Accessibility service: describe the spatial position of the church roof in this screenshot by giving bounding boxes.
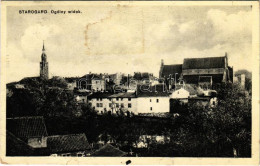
[183,56,226,70]
[161,64,182,77]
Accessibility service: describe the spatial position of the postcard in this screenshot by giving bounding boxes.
[1,1,259,165]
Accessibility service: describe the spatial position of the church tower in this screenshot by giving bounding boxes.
[40,41,49,80]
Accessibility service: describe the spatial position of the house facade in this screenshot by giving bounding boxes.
[136,97,169,113]
[88,92,137,114]
[88,85,171,114]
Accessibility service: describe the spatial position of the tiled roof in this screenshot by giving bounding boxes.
[6,131,35,156]
[136,84,169,97]
[109,92,136,98]
[91,144,126,157]
[88,92,136,99]
[183,56,226,69]
[161,64,182,77]
[88,92,114,99]
[47,133,90,153]
[7,116,48,139]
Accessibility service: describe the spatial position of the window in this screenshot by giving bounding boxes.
[109,98,112,101]
[121,98,123,101]
[150,99,152,102]
[96,103,99,107]
[97,98,99,101]
[128,98,131,101]
[109,103,112,108]
[116,103,119,107]
[156,99,159,103]
[100,98,103,101]
[121,103,124,108]
[116,98,119,101]
[150,107,152,111]
[100,103,103,107]
[128,103,132,108]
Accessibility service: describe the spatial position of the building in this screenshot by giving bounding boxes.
[47,133,91,157]
[182,53,233,85]
[88,84,172,114]
[77,73,107,92]
[108,73,123,85]
[136,84,170,114]
[133,135,170,148]
[7,116,48,148]
[234,74,246,89]
[88,92,137,114]
[74,91,91,104]
[91,74,107,92]
[159,60,182,89]
[159,53,233,88]
[133,72,155,85]
[40,42,49,80]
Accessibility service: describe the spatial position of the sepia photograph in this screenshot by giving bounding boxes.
[1,1,259,165]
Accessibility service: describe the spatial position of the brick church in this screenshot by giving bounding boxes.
[159,53,233,88]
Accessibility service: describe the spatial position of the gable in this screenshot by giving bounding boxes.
[161,64,182,77]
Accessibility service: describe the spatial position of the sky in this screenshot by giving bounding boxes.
[6,5,252,83]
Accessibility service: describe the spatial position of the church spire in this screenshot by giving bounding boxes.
[42,40,45,52]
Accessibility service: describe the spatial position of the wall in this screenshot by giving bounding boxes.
[136,97,169,113]
[28,137,47,148]
[89,97,137,114]
[91,79,106,91]
[75,95,88,103]
[170,88,189,99]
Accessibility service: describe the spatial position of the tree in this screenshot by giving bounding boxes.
[173,82,251,157]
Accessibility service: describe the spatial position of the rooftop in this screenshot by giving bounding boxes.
[47,133,90,153]
[7,116,48,139]
[183,56,226,70]
[161,64,182,77]
[91,144,126,157]
[136,84,169,97]
[6,131,36,156]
